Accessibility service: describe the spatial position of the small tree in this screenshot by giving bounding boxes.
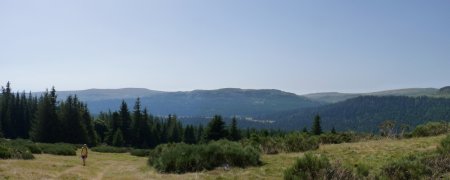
[331,126,337,134]
[112,129,124,147]
[312,115,322,135]
[379,120,396,138]
[228,117,241,141]
[206,115,227,141]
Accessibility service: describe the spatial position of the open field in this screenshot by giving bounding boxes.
[0,135,446,180]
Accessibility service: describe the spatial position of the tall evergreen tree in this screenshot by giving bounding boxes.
[112,129,124,147]
[139,108,153,148]
[228,117,241,141]
[183,125,196,144]
[59,96,88,144]
[206,115,227,141]
[81,104,97,146]
[30,88,60,143]
[119,100,132,145]
[130,98,142,147]
[1,82,13,138]
[312,114,323,135]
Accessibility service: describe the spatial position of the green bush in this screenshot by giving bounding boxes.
[148,140,260,173]
[438,134,450,154]
[130,149,150,157]
[0,141,34,160]
[284,153,356,180]
[284,153,330,180]
[37,143,77,156]
[91,145,128,153]
[412,122,449,137]
[381,155,431,179]
[283,133,319,152]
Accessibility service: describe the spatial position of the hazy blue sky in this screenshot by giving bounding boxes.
[1,0,449,94]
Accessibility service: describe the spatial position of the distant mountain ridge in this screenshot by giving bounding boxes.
[303,88,440,103]
[41,88,321,117]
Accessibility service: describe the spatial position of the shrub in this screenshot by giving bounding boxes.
[412,122,449,137]
[283,133,319,152]
[37,143,77,156]
[284,153,357,180]
[148,140,260,173]
[438,134,450,154]
[381,155,431,179]
[91,145,128,153]
[130,149,150,157]
[284,153,330,180]
[0,141,34,160]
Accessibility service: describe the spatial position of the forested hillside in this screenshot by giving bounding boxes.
[269,96,450,132]
[52,88,322,116]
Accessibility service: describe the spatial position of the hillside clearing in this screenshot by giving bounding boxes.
[0,135,446,180]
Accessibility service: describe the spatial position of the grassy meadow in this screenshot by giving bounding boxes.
[0,134,447,180]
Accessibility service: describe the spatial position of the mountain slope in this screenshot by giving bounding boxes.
[268,96,450,132]
[303,88,439,103]
[50,88,322,116]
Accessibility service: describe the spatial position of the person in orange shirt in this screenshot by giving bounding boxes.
[80,144,88,166]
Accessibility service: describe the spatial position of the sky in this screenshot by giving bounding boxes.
[1,0,450,94]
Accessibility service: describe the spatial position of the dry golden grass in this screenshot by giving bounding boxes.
[0,135,446,180]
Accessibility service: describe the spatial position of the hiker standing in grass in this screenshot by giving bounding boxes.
[81,144,88,166]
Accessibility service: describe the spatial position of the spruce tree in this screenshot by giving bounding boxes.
[130,98,142,147]
[331,126,337,134]
[81,104,98,146]
[59,96,88,144]
[30,89,60,143]
[206,115,227,141]
[228,117,241,141]
[119,100,132,145]
[312,114,322,135]
[112,129,124,147]
[183,125,196,144]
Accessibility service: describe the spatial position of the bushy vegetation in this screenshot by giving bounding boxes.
[284,153,356,180]
[381,135,450,179]
[148,140,260,173]
[412,121,449,137]
[438,134,450,154]
[0,138,77,158]
[37,143,77,156]
[0,139,34,160]
[91,145,128,153]
[130,148,150,157]
[243,132,320,154]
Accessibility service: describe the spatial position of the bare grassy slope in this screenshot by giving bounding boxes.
[0,135,446,180]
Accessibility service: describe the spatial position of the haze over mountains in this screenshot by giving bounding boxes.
[33,86,450,131]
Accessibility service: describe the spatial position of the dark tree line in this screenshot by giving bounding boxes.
[95,101,243,148]
[0,82,38,139]
[0,82,244,148]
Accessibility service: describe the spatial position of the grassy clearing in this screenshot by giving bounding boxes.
[0,135,446,179]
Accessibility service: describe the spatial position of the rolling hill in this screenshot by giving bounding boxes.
[47,88,321,117]
[267,95,450,132]
[303,88,439,103]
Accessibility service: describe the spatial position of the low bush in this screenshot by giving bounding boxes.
[91,145,128,153]
[381,155,431,179]
[37,143,77,156]
[130,149,150,157]
[438,134,450,154]
[412,122,449,137]
[0,139,34,160]
[284,153,331,180]
[283,133,319,152]
[284,153,356,180]
[148,140,260,173]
